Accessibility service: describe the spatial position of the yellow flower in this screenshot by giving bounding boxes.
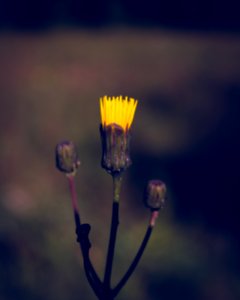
[99,95,138,175]
[100,96,138,131]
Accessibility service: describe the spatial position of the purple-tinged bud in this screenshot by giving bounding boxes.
[144,180,166,211]
[100,124,131,175]
[55,141,80,175]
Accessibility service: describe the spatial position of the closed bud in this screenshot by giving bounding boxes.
[100,124,131,175]
[144,180,166,211]
[55,141,80,175]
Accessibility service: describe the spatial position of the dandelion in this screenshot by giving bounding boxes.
[99,96,138,175]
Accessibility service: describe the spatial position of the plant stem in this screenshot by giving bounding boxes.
[68,174,81,225]
[113,211,158,297]
[104,174,122,290]
[67,175,102,297]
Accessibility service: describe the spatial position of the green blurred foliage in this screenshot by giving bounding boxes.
[0,28,240,300]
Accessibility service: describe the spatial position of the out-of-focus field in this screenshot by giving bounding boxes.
[0,28,240,300]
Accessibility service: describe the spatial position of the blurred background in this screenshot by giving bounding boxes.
[0,1,240,300]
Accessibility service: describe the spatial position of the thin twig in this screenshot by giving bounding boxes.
[113,211,158,297]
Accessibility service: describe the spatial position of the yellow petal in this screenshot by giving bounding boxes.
[99,96,138,131]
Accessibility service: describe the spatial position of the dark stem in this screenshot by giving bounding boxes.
[104,202,119,290]
[83,251,103,297]
[77,223,102,296]
[68,175,80,223]
[103,174,122,290]
[113,225,153,297]
[67,175,102,297]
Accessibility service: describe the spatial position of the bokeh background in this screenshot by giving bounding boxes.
[0,1,240,300]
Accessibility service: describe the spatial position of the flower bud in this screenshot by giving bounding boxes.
[100,124,131,174]
[55,141,80,175]
[144,180,166,211]
[99,96,137,175]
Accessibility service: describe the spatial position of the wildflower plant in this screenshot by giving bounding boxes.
[55,96,167,300]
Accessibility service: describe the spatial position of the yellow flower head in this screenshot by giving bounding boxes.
[100,96,138,131]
